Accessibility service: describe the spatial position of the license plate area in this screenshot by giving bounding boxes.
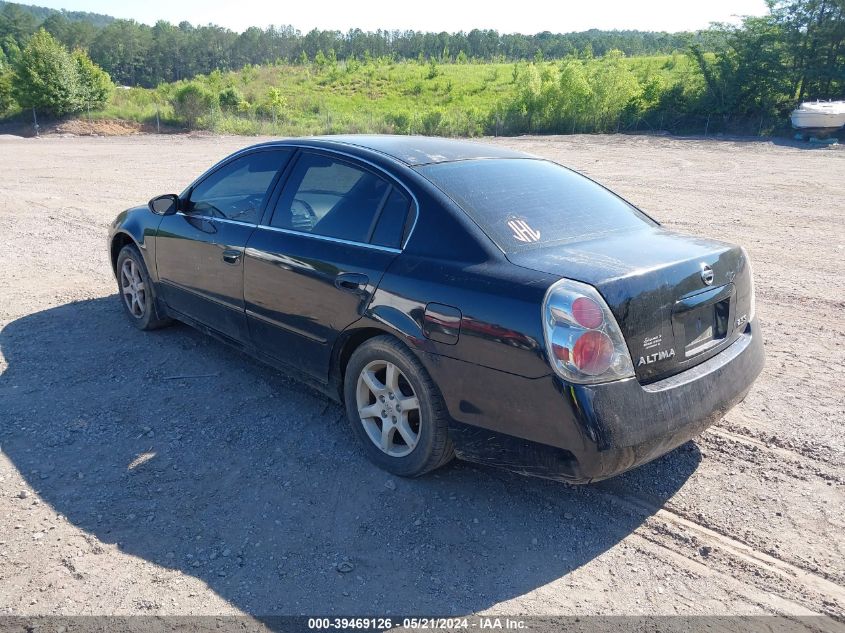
[679,298,730,355]
[672,284,735,358]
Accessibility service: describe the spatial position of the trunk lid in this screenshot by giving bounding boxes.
[509,227,754,383]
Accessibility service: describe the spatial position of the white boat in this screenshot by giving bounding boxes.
[790,100,845,130]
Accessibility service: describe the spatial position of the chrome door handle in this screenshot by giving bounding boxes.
[222,250,241,265]
[334,272,369,293]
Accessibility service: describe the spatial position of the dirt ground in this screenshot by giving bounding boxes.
[0,133,843,622]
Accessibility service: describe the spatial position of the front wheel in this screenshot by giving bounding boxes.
[344,335,454,477]
[116,244,171,331]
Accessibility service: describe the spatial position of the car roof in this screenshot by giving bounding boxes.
[253,135,534,167]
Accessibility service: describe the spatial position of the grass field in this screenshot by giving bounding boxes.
[93,52,707,137]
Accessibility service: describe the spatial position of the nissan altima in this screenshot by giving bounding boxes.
[108,135,764,482]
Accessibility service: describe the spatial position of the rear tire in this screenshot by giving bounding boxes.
[344,335,454,477]
[116,244,171,331]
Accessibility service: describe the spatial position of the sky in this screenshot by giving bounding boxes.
[27,0,771,34]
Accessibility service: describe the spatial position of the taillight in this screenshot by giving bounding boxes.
[571,296,604,329]
[741,247,756,323]
[542,278,635,384]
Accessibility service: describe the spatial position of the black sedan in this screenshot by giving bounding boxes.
[108,135,764,482]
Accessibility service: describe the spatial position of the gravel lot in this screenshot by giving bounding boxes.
[0,133,843,621]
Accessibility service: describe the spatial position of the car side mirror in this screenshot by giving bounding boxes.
[148,194,179,216]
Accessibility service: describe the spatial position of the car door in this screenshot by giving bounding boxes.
[243,150,414,380]
[155,148,293,342]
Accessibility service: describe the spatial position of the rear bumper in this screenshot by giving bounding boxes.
[426,320,765,483]
[570,321,765,481]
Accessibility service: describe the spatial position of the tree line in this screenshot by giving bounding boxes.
[0,1,717,87]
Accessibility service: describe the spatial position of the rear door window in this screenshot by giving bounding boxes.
[370,188,411,248]
[417,159,655,252]
[270,152,410,247]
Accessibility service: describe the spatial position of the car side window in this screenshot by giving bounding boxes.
[187,150,291,224]
[371,188,411,248]
[271,153,402,245]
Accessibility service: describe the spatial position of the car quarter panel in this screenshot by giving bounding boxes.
[367,256,557,379]
[416,349,592,458]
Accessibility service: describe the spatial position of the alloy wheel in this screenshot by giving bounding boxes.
[120,257,146,318]
[356,360,421,457]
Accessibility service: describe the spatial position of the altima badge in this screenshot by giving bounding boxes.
[638,348,676,366]
[700,264,714,286]
[508,219,541,243]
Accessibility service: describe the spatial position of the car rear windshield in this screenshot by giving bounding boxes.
[417,159,656,252]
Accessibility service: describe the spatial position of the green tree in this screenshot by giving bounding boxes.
[314,49,327,72]
[11,28,80,115]
[0,4,38,46]
[73,48,113,111]
[172,82,215,128]
[90,20,153,86]
[513,62,543,130]
[769,0,845,99]
[684,0,844,130]
[171,82,214,127]
[0,48,14,113]
[64,19,97,51]
[0,72,12,113]
[218,85,244,111]
[40,13,71,44]
[587,50,640,129]
[556,59,593,131]
[1,35,21,65]
[264,86,287,124]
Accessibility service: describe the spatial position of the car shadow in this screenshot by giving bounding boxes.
[0,297,701,615]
